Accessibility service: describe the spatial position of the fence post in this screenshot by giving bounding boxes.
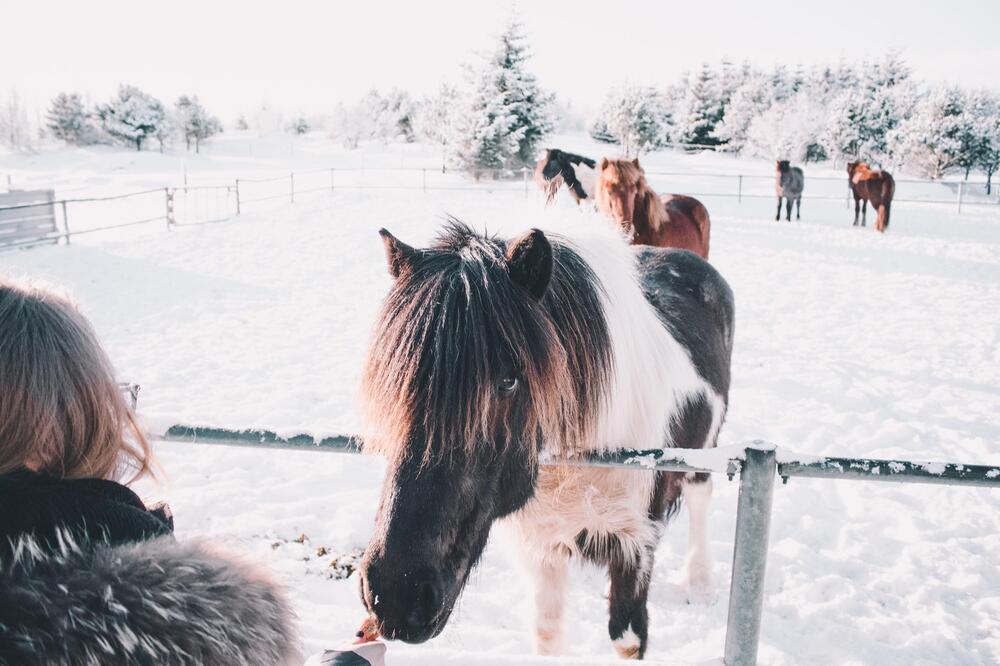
[738,175,743,204]
[61,200,71,245]
[957,181,964,214]
[235,179,241,216]
[724,445,777,666]
[422,168,427,193]
[330,168,335,192]
[165,188,175,229]
[290,172,295,204]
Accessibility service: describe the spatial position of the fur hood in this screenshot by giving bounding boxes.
[0,534,299,666]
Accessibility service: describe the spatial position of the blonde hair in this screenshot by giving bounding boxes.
[0,278,154,482]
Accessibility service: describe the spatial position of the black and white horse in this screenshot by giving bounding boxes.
[535,148,598,205]
[359,217,734,659]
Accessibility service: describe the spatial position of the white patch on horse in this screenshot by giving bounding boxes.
[613,628,642,659]
[574,162,596,199]
[565,234,709,453]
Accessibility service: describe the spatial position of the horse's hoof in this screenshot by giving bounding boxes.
[613,629,643,660]
[684,572,717,605]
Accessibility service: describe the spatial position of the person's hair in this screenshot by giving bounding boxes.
[0,278,154,482]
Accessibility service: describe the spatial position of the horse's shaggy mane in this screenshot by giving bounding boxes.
[597,159,668,231]
[361,219,611,464]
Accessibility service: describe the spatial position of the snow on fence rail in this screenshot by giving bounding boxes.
[159,424,1000,666]
[2,166,996,249]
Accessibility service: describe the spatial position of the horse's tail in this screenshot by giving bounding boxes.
[877,175,895,232]
[877,200,891,232]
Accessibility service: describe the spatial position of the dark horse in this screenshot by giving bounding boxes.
[534,148,598,204]
[848,161,895,232]
[775,160,804,221]
[595,157,712,259]
[358,219,734,659]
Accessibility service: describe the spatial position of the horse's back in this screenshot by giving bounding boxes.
[658,194,711,259]
[634,247,733,395]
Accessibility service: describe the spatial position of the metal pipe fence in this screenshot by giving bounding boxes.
[158,424,1000,665]
[4,165,997,249]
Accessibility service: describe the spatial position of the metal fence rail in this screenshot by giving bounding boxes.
[3,163,998,249]
[157,424,1000,665]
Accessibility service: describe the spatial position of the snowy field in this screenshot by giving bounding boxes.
[2,136,1000,664]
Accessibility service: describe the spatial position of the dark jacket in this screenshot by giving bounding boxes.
[0,471,173,560]
[0,472,299,665]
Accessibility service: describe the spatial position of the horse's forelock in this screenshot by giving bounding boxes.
[361,222,588,466]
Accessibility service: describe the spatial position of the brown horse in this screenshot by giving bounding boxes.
[595,158,711,259]
[847,161,895,232]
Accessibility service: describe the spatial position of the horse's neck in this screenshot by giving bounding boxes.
[568,163,596,199]
[634,184,665,232]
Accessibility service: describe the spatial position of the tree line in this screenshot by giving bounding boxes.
[589,55,1000,188]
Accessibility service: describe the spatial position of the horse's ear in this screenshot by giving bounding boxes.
[632,157,641,169]
[599,157,610,171]
[506,229,553,302]
[379,228,418,278]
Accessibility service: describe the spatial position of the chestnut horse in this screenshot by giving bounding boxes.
[595,158,711,259]
[847,161,894,232]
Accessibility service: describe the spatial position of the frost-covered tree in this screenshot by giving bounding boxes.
[287,115,310,135]
[235,114,249,131]
[888,86,967,179]
[676,63,724,147]
[96,85,166,151]
[975,94,1000,194]
[0,90,33,151]
[361,89,416,143]
[330,103,367,149]
[175,96,221,153]
[593,83,670,156]
[46,93,96,145]
[744,93,827,162]
[713,72,774,153]
[450,17,555,174]
[414,84,459,162]
[588,117,617,144]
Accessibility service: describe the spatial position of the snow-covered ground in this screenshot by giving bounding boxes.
[2,137,999,664]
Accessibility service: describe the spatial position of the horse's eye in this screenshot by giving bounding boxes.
[499,376,518,394]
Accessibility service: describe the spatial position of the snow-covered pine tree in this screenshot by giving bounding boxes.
[287,115,310,135]
[594,83,669,156]
[676,63,724,147]
[235,115,250,131]
[450,17,554,175]
[713,71,774,153]
[976,94,1000,195]
[96,85,166,151]
[176,96,222,153]
[46,93,95,145]
[589,117,617,144]
[888,86,967,179]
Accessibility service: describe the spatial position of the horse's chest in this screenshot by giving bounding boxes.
[511,466,657,554]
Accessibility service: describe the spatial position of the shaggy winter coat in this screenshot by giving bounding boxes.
[0,535,299,666]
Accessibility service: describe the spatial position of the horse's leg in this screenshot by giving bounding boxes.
[682,474,715,603]
[861,200,868,226]
[533,550,570,655]
[785,198,793,222]
[775,196,782,221]
[796,196,801,220]
[608,543,655,659]
[853,197,860,225]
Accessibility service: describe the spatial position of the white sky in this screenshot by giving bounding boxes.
[3,0,999,120]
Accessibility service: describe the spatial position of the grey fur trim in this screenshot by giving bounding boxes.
[0,534,299,666]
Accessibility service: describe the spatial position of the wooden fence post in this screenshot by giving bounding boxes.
[738,175,743,204]
[61,200,71,245]
[290,173,295,204]
[165,188,175,229]
[235,179,241,215]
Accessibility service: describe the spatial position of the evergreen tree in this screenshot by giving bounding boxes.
[594,83,670,156]
[414,85,459,161]
[888,86,967,179]
[287,115,310,135]
[46,93,94,145]
[235,115,250,131]
[976,94,1000,195]
[713,72,773,153]
[176,96,221,153]
[96,85,166,151]
[450,17,554,174]
[676,63,724,147]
